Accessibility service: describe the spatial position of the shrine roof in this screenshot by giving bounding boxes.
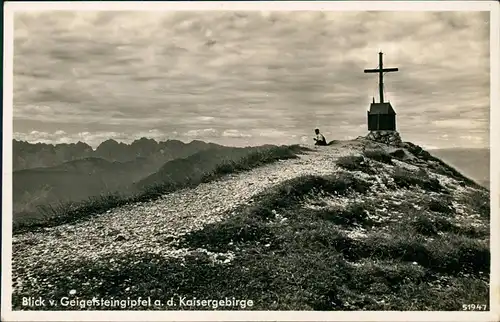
[368,102,396,115]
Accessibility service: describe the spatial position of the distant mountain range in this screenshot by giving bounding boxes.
[13,138,220,171]
[428,148,490,189]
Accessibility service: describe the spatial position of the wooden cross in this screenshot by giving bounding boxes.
[364,52,398,104]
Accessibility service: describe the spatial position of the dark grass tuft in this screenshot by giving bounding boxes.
[392,166,444,193]
[458,189,490,219]
[259,172,373,209]
[427,197,455,215]
[336,155,375,175]
[310,204,374,228]
[362,149,393,165]
[410,213,455,236]
[393,209,488,239]
[359,232,489,275]
[389,149,408,160]
[425,235,490,275]
[182,212,276,253]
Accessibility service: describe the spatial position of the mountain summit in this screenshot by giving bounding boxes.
[11,139,489,311]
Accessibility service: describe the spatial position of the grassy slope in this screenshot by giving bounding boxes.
[13,157,153,216]
[134,144,295,190]
[12,144,306,234]
[11,142,490,311]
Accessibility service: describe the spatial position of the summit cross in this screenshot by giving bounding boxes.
[364,52,399,104]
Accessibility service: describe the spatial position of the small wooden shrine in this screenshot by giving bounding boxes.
[364,52,399,131]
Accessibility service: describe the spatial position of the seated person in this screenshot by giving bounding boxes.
[314,129,327,146]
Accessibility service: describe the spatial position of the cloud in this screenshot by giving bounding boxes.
[459,135,486,145]
[20,104,53,113]
[184,128,219,137]
[14,130,76,145]
[254,129,291,138]
[11,10,490,149]
[432,119,488,130]
[222,129,252,138]
[195,116,216,122]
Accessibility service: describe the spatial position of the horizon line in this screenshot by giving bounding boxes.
[11,137,491,151]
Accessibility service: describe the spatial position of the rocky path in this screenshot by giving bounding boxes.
[12,143,361,280]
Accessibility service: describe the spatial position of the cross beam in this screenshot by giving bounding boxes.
[364,52,398,104]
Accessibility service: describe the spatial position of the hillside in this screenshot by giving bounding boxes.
[12,139,223,221]
[135,145,286,190]
[429,148,490,188]
[13,157,152,218]
[11,139,490,311]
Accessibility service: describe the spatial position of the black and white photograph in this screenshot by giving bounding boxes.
[2,1,499,321]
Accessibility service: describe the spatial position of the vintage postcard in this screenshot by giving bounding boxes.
[2,1,499,321]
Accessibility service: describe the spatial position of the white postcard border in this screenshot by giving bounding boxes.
[2,1,499,321]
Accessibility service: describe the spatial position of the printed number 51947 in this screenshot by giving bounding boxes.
[462,304,488,311]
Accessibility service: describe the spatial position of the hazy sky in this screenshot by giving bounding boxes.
[12,10,490,149]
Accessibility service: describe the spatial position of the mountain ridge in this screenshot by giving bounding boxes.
[13,138,222,171]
